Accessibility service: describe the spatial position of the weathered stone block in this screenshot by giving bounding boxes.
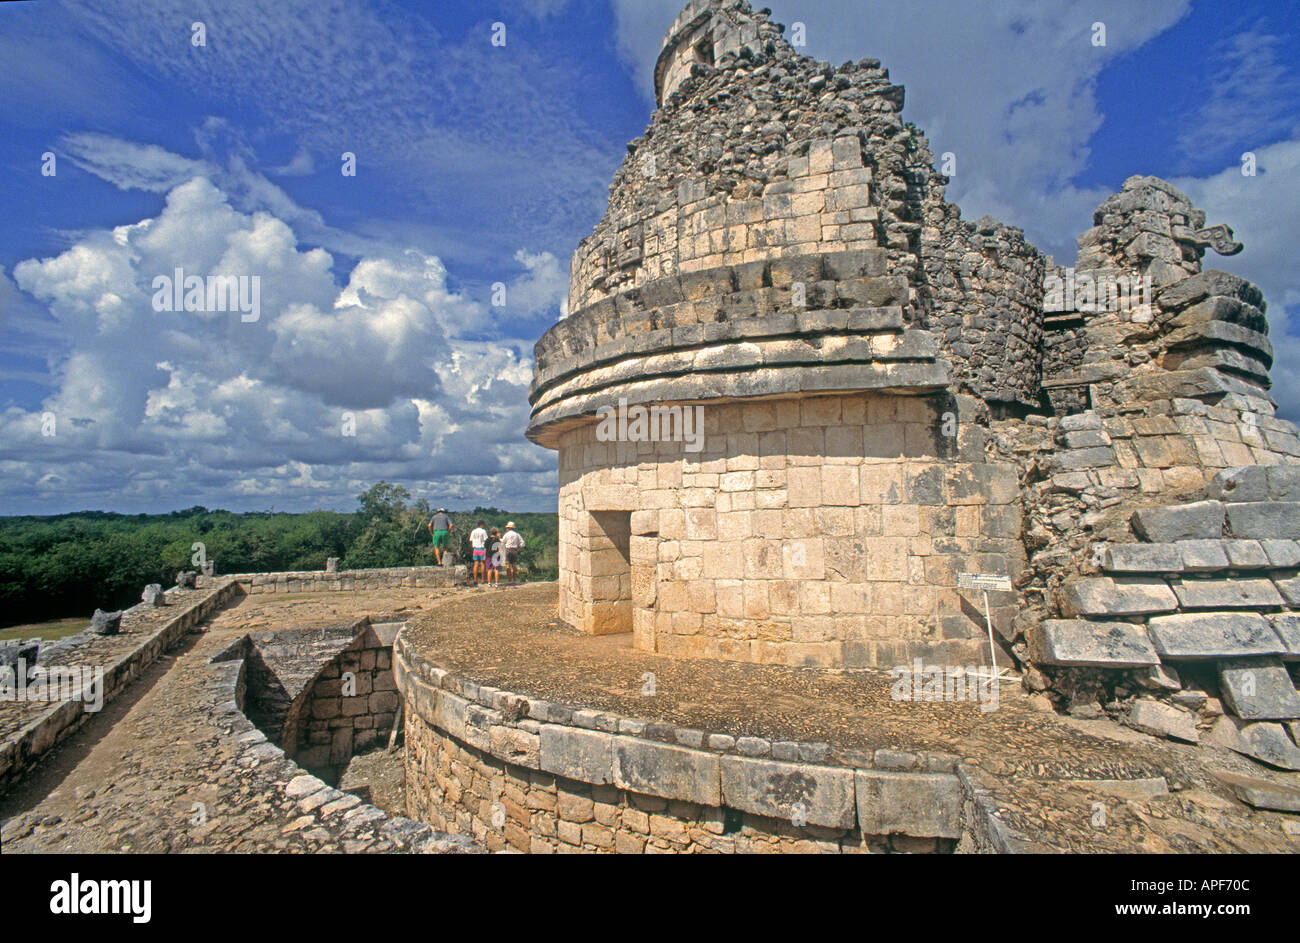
[1030,619,1160,668]
[1224,540,1270,569]
[612,736,721,806]
[1178,539,1230,572]
[719,755,855,828]
[1206,716,1300,770]
[1271,614,1300,657]
[1147,611,1285,659]
[1207,467,1269,503]
[1102,543,1182,574]
[1273,576,1300,607]
[1131,501,1224,541]
[1063,429,1112,449]
[854,770,961,838]
[1127,700,1199,743]
[1261,540,1300,568]
[1226,502,1300,540]
[1218,658,1300,720]
[432,689,469,740]
[539,726,615,785]
[1213,770,1300,812]
[1061,577,1177,617]
[1168,577,1283,610]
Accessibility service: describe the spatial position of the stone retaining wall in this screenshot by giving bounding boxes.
[393,629,1031,853]
[0,579,241,796]
[208,633,480,854]
[200,565,467,595]
[288,623,403,772]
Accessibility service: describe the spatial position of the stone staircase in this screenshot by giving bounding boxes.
[1033,465,1300,769]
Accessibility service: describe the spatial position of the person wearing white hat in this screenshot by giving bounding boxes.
[500,522,525,584]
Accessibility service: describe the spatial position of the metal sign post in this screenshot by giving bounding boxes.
[957,572,1014,679]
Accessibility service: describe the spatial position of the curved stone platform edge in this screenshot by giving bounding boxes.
[394,628,1046,851]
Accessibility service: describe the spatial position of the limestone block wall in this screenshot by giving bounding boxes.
[555,391,1023,668]
[996,402,1300,722]
[1031,469,1300,769]
[210,632,480,853]
[289,625,402,771]
[395,631,969,853]
[231,620,405,777]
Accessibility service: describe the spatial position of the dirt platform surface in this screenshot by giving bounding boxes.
[404,583,1300,852]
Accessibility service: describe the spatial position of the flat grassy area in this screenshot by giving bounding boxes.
[0,618,91,642]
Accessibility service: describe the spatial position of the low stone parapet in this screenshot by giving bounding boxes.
[389,629,1013,853]
[199,565,468,595]
[0,579,241,796]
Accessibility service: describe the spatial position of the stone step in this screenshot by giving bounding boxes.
[1272,614,1300,658]
[1102,539,1300,574]
[1132,501,1224,542]
[1168,577,1284,610]
[1209,466,1300,503]
[1102,543,1184,573]
[1226,502,1300,540]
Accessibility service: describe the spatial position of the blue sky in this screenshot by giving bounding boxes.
[1,0,1298,515]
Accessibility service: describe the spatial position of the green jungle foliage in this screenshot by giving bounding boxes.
[0,482,558,627]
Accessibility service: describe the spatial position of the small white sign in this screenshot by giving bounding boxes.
[957,573,1012,592]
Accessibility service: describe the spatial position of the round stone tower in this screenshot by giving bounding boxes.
[527,0,1036,668]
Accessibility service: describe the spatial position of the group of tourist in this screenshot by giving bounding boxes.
[425,509,526,586]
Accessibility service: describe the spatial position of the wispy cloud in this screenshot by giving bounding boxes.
[1178,25,1300,163]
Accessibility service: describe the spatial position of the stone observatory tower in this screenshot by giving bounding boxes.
[528,0,1300,753]
[528,0,1029,668]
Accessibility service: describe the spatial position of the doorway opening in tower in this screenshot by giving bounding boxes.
[588,510,633,635]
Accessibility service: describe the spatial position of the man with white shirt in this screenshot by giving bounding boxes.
[469,521,489,585]
[500,521,525,584]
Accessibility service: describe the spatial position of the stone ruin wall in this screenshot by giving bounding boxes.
[973,177,1300,756]
[557,0,1043,405]
[530,0,1300,755]
[534,0,1044,669]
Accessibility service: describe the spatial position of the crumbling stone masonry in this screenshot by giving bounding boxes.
[526,0,1300,759]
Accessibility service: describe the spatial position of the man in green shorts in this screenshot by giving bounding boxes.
[427,508,453,565]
